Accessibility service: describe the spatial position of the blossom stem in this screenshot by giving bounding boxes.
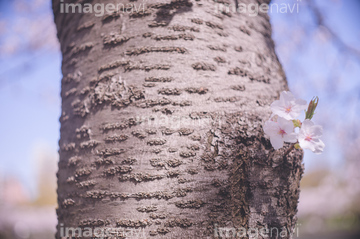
[284,143,295,157]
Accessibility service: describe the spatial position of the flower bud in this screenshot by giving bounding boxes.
[305,96,319,120]
[292,119,302,128]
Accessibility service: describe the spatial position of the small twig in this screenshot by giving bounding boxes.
[284,143,295,158]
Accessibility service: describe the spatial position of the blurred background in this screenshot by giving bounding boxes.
[0,0,359,238]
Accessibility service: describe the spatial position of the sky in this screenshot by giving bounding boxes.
[271,0,360,170]
[0,0,359,198]
[0,0,61,196]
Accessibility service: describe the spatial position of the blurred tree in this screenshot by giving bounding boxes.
[53,0,303,238]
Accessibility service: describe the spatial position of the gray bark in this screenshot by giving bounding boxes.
[53,0,303,238]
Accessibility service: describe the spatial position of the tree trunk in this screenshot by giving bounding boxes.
[53,0,303,238]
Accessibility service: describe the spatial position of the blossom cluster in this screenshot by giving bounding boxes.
[263,91,325,154]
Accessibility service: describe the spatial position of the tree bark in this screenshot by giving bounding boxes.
[53,0,304,238]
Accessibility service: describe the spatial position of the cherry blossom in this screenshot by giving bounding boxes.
[271,91,307,120]
[298,120,325,154]
[263,117,298,150]
[263,91,325,154]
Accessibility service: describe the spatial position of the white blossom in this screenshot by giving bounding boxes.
[298,120,325,154]
[263,117,298,150]
[271,91,307,120]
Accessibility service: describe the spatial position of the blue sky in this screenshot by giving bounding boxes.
[0,0,359,197]
[271,0,360,170]
[0,51,61,196]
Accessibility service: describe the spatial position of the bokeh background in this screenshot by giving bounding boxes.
[0,0,359,238]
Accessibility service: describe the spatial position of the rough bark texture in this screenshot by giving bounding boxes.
[53,0,304,238]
